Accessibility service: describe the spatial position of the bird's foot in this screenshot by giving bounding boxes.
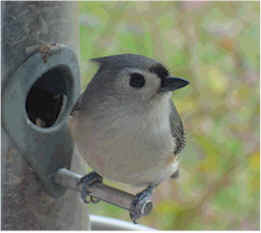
[130,185,154,224]
[78,171,103,204]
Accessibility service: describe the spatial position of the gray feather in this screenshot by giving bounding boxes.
[71,92,84,113]
[170,169,179,178]
[90,53,158,70]
[169,99,185,155]
[169,99,185,179]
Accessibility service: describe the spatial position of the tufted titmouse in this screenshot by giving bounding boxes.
[70,54,189,222]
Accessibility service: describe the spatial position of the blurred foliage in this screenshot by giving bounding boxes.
[78,1,259,230]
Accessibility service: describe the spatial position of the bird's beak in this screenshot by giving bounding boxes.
[160,77,189,92]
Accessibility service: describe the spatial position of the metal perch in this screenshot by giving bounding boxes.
[54,168,153,222]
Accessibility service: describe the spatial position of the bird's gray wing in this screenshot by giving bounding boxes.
[71,92,84,114]
[169,99,185,178]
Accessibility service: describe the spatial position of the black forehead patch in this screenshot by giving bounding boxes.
[149,63,169,79]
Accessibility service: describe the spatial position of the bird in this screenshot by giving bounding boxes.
[70,53,189,222]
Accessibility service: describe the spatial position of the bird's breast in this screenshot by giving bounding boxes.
[72,96,178,185]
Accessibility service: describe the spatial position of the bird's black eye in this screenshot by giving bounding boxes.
[129,73,145,88]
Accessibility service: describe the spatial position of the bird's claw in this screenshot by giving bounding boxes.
[130,185,153,224]
[78,171,103,204]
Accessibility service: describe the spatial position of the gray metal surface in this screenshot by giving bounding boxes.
[1,2,90,230]
[90,215,156,231]
[2,44,81,197]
